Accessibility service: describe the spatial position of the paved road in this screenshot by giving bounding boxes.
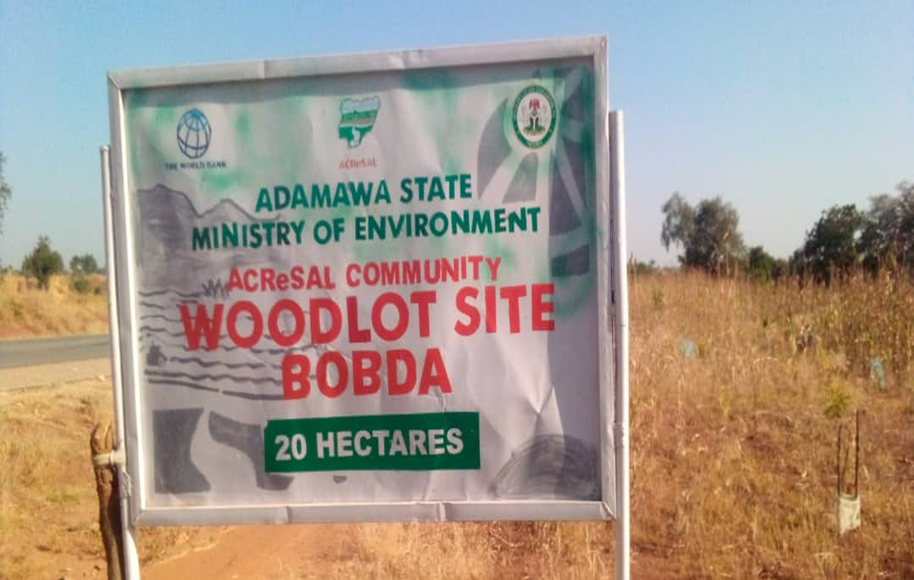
[0,334,111,369]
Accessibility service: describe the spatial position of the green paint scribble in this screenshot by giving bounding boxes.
[552,219,603,319]
[483,237,517,282]
[201,170,243,192]
[123,91,146,181]
[546,65,600,318]
[153,104,177,128]
[235,110,251,140]
[399,69,473,174]
[401,68,458,92]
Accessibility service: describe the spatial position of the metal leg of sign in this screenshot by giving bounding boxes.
[609,111,631,580]
[101,146,141,579]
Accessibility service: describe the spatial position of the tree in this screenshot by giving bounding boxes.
[660,192,695,253]
[746,246,785,282]
[22,235,64,290]
[858,181,914,274]
[0,152,11,234]
[788,247,808,279]
[70,254,99,274]
[801,204,863,285]
[661,193,746,273]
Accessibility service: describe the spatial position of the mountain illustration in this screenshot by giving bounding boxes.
[135,184,285,291]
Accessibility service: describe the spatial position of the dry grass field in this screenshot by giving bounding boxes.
[624,271,914,578]
[1,271,912,578]
[0,379,232,579]
[0,273,109,338]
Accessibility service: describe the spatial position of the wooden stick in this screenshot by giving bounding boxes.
[840,437,851,495]
[854,410,860,497]
[836,424,843,495]
[91,423,125,580]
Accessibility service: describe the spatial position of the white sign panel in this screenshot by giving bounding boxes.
[106,37,616,525]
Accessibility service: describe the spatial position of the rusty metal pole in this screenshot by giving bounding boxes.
[836,424,842,495]
[854,410,860,497]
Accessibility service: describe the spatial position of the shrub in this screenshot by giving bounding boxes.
[70,273,91,295]
[21,236,64,290]
[824,380,851,419]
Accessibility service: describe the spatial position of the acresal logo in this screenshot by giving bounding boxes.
[177,108,212,159]
[339,96,380,149]
[512,85,556,149]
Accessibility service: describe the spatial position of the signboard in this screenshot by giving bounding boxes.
[106,36,618,525]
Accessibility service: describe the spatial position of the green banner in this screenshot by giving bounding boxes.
[265,412,480,472]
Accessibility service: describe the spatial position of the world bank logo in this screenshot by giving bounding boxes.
[176,108,212,159]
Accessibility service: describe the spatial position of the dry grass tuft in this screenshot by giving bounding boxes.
[355,522,497,578]
[0,273,109,338]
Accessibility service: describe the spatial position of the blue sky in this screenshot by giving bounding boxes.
[0,0,911,267]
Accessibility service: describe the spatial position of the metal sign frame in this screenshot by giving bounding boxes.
[103,39,626,564]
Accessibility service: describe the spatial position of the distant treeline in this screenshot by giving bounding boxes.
[646,181,914,284]
[2,235,104,293]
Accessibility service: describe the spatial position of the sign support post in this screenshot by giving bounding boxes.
[100,145,141,580]
[609,110,630,580]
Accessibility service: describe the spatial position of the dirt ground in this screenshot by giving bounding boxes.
[0,357,111,392]
[143,525,364,579]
